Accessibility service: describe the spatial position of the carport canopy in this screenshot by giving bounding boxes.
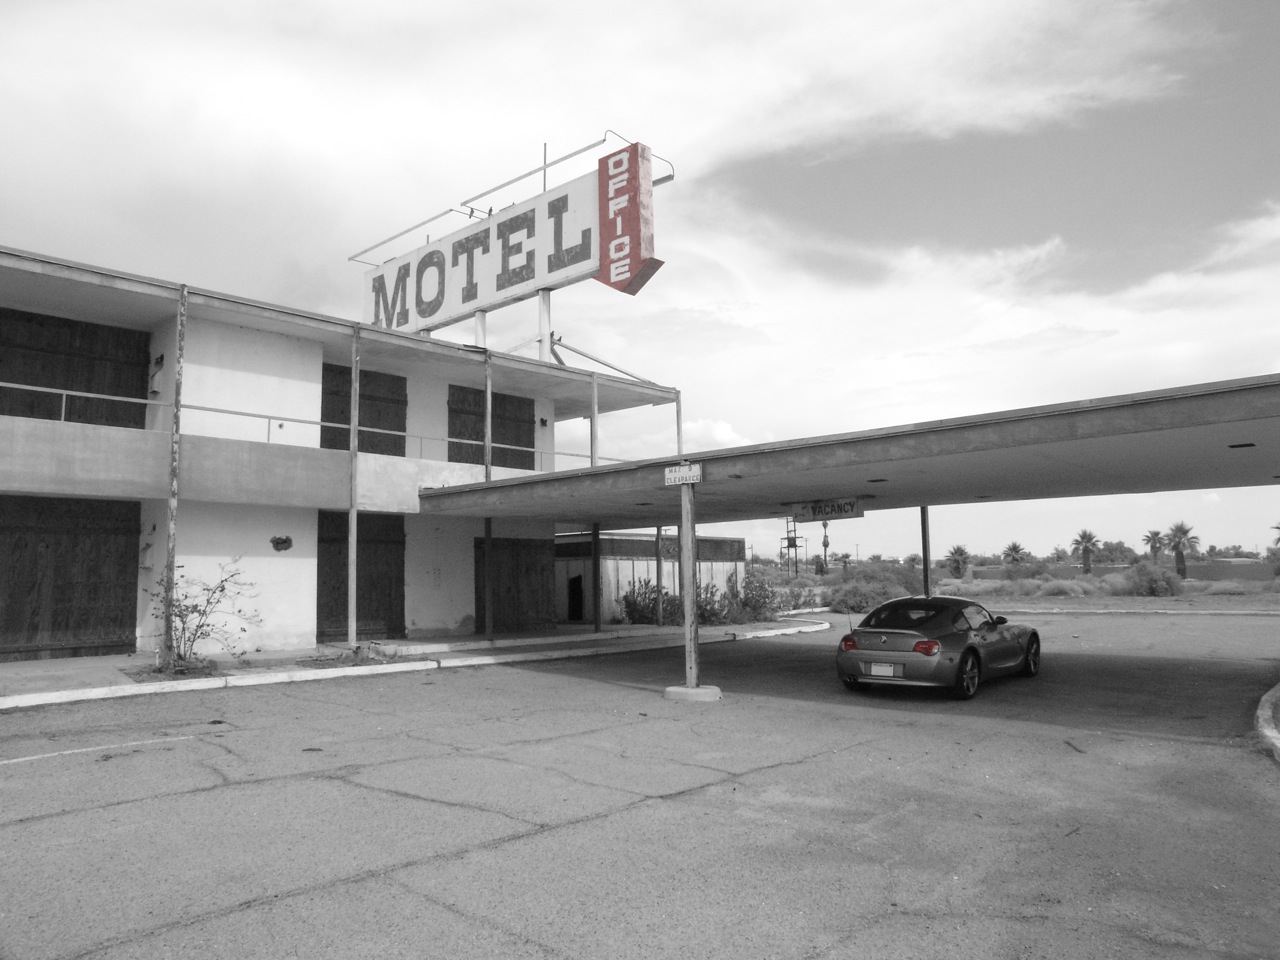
[419,373,1280,530]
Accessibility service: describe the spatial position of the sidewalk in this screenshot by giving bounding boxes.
[0,618,832,711]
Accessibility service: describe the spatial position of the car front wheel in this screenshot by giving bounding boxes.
[1021,636,1041,677]
[952,651,980,700]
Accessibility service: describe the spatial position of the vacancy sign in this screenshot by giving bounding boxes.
[596,142,664,295]
[792,499,863,522]
[365,142,663,331]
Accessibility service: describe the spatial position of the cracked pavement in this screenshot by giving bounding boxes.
[2,616,1279,959]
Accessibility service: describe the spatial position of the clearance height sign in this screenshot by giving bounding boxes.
[366,143,663,330]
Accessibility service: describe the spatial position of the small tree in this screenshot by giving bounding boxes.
[1071,529,1100,575]
[946,544,970,578]
[1165,521,1200,579]
[1142,529,1164,562]
[152,559,262,668]
[1002,542,1029,565]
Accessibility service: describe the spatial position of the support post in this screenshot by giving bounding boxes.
[484,517,494,641]
[538,290,551,362]
[920,505,932,598]
[590,373,599,467]
[474,309,487,349]
[160,285,188,670]
[348,328,361,650]
[655,526,664,627]
[665,481,721,701]
[592,523,602,632]
[484,353,493,482]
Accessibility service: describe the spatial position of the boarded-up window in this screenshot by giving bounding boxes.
[0,496,140,659]
[320,364,407,457]
[448,385,534,470]
[0,308,149,428]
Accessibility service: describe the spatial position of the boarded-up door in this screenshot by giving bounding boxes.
[0,496,140,660]
[316,511,406,640]
[473,538,556,633]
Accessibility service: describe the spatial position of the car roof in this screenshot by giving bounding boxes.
[884,595,973,608]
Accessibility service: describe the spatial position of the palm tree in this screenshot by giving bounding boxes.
[1271,522,1280,547]
[1002,541,1028,565]
[1071,529,1100,575]
[1165,521,1200,579]
[1142,529,1164,562]
[946,544,970,578]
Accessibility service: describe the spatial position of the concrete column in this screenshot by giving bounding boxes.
[665,481,721,701]
[484,517,494,641]
[920,505,932,598]
[160,285,188,670]
[484,354,493,482]
[592,523,602,632]
[348,328,361,650]
[655,527,664,627]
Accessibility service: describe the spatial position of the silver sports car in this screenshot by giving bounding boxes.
[836,595,1040,700]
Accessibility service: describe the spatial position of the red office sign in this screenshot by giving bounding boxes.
[596,143,664,296]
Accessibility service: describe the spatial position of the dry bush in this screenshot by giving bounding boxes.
[1037,579,1085,597]
[1202,580,1248,595]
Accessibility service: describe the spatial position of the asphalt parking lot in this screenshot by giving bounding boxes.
[2,614,1278,960]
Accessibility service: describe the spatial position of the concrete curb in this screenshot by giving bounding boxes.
[0,660,440,712]
[1256,682,1280,764]
[0,624,814,712]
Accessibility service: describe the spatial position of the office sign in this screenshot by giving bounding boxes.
[792,499,863,522]
[365,143,662,331]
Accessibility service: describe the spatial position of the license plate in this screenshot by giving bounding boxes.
[870,663,895,678]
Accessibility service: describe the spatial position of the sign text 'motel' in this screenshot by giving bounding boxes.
[665,463,702,485]
[366,143,664,330]
[792,499,863,522]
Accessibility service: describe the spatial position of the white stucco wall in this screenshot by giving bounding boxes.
[554,557,745,624]
[181,320,323,447]
[402,514,557,638]
[136,500,319,655]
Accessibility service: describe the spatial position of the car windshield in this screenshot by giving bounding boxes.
[860,603,949,630]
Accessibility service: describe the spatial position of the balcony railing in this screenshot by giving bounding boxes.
[1,380,622,471]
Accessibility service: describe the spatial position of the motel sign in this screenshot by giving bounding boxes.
[366,143,664,331]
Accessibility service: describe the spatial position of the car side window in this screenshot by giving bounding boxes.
[961,605,991,631]
[951,611,969,632]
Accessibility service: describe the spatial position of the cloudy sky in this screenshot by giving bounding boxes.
[4,0,1279,561]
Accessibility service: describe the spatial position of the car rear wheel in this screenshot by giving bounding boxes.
[1021,636,1041,677]
[952,651,980,700]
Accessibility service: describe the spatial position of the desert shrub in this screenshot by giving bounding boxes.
[696,583,730,624]
[1202,580,1248,596]
[781,584,821,611]
[1114,561,1180,597]
[620,579,682,625]
[1000,561,1049,581]
[828,578,903,614]
[936,578,1005,597]
[1037,579,1085,597]
[736,571,779,621]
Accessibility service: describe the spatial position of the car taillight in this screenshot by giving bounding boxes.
[840,636,858,651]
[912,640,940,656]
